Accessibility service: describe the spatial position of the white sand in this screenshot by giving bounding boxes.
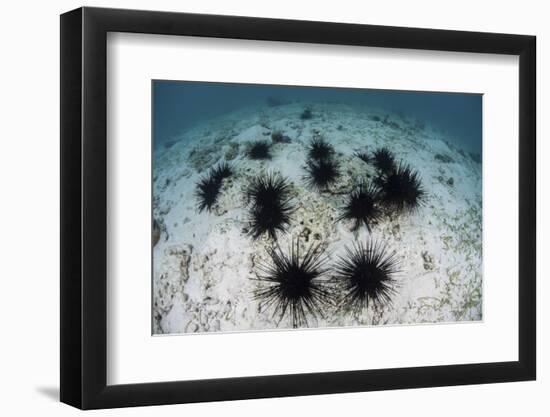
[152,101,482,334]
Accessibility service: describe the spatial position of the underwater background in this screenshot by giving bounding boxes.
[153,81,482,154]
[152,80,483,335]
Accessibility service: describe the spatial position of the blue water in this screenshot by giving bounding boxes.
[153,80,482,154]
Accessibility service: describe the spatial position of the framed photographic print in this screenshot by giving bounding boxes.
[60,7,536,409]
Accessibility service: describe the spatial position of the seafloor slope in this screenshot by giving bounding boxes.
[152,101,482,334]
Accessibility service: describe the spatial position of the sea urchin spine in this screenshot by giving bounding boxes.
[304,158,340,191]
[372,147,396,174]
[378,162,425,214]
[246,173,295,240]
[211,161,233,182]
[307,137,335,161]
[354,150,371,164]
[195,174,221,213]
[338,183,383,232]
[253,239,333,328]
[331,240,399,314]
[195,162,233,213]
[247,141,272,160]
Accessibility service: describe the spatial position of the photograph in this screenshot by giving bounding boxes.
[152,81,483,335]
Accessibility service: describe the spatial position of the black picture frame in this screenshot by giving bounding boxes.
[60,6,536,410]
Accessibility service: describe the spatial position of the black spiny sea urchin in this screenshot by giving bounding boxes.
[354,150,371,164]
[253,240,333,328]
[247,141,272,160]
[300,108,313,120]
[338,183,383,232]
[304,158,340,191]
[331,240,399,313]
[307,137,335,161]
[372,147,396,174]
[378,162,425,214]
[195,174,222,213]
[246,173,295,240]
[211,161,233,182]
[195,162,233,213]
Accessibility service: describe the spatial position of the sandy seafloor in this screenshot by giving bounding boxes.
[152,101,482,335]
